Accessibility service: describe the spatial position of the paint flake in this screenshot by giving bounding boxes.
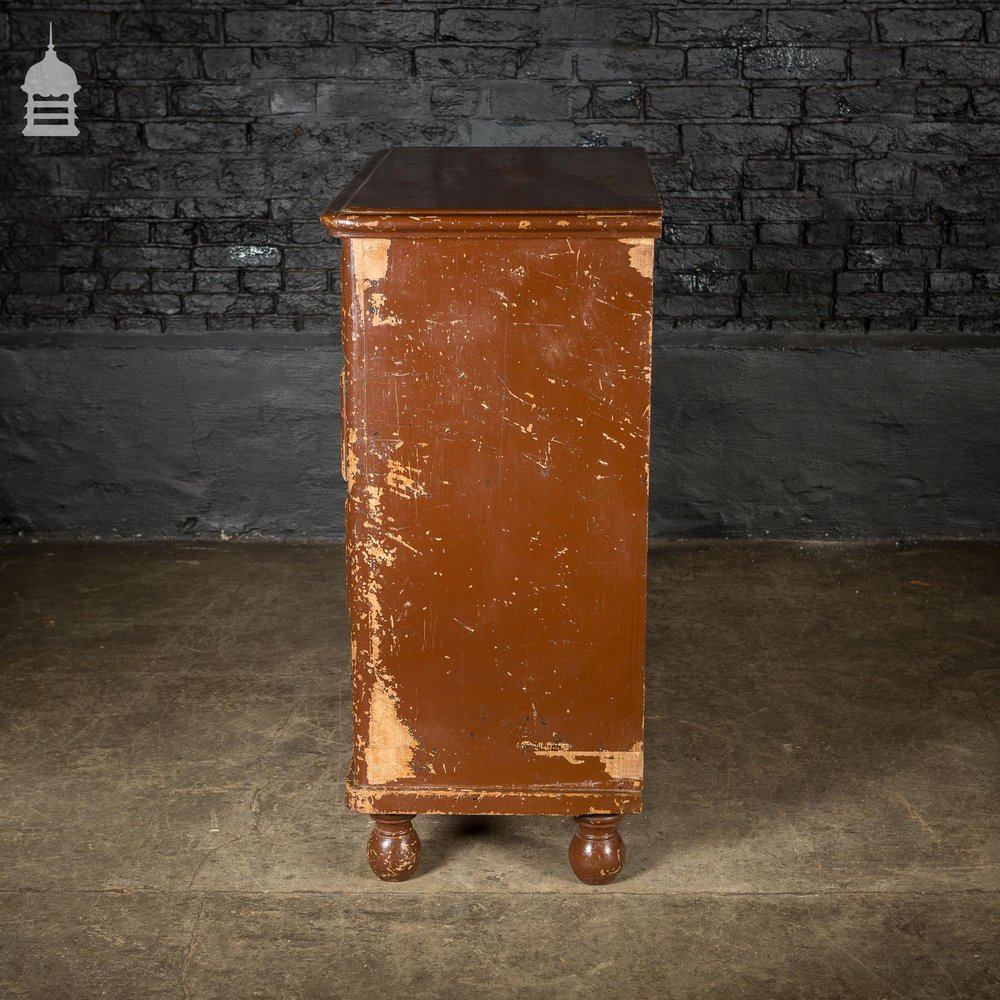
[620,238,654,278]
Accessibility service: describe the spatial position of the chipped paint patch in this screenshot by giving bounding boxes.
[354,469,426,784]
[357,238,390,282]
[352,238,392,327]
[620,238,654,278]
[345,427,359,491]
[601,746,643,782]
[368,291,402,327]
[365,677,418,784]
[520,741,643,782]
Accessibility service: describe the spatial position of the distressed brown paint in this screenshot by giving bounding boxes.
[322,147,662,881]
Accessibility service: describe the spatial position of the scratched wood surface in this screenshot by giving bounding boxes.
[323,147,661,816]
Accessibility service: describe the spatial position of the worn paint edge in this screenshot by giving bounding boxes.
[325,214,662,238]
[520,741,644,782]
[364,677,418,785]
[346,780,643,816]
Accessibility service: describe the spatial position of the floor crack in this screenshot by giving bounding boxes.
[180,897,207,1000]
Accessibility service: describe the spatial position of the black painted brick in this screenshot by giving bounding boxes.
[203,47,251,80]
[686,48,739,81]
[767,10,871,44]
[590,85,641,119]
[877,9,982,44]
[657,10,763,46]
[334,10,435,44]
[647,85,749,120]
[94,46,200,80]
[744,47,848,81]
[224,11,328,44]
[753,86,803,119]
[850,45,904,80]
[12,12,112,46]
[906,46,1000,80]
[116,11,218,45]
[439,9,539,43]
[174,84,269,116]
[415,45,521,79]
[744,160,796,190]
[542,6,652,43]
[491,81,589,120]
[576,46,683,81]
[267,46,402,80]
[145,122,246,151]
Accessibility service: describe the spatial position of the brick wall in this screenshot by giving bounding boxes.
[2,3,999,537]
[4,2,1000,338]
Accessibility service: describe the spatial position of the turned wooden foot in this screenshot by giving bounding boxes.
[569,815,625,885]
[367,814,421,882]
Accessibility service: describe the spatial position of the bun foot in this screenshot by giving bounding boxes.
[367,814,421,882]
[569,814,625,885]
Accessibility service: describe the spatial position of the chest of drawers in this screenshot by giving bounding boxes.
[322,146,661,883]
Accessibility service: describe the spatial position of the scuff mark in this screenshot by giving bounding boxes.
[386,457,430,498]
[386,532,421,555]
[892,791,942,844]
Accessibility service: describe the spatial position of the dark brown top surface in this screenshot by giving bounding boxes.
[326,146,662,217]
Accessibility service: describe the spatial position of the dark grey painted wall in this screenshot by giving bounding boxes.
[3,341,998,539]
[648,343,1000,538]
[2,3,1000,538]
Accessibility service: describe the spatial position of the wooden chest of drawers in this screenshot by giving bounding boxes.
[322,146,661,883]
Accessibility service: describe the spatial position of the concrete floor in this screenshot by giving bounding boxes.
[0,540,998,998]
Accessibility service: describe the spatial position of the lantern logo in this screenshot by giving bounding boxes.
[21,23,80,137]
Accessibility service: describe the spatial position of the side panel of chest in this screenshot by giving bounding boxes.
[342,235,653,815]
